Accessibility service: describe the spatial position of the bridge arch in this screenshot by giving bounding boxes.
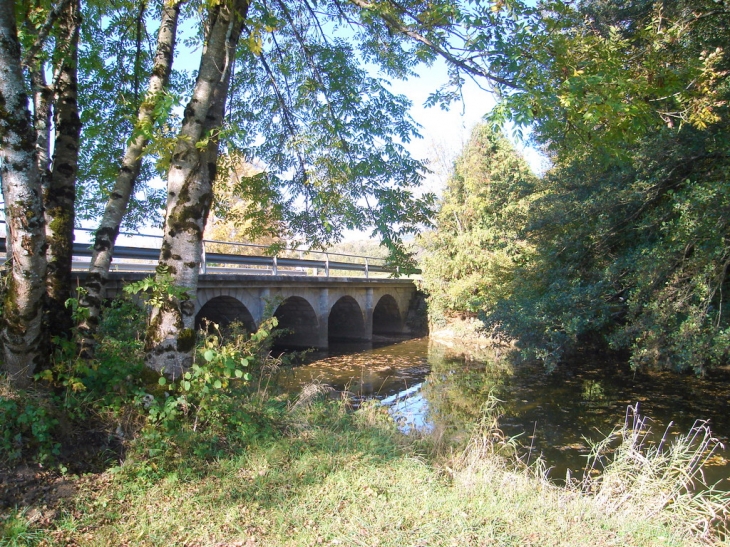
[328,296,367,342]
[273,296,320,348]
[195,295,257,334]
[372,294,402,335]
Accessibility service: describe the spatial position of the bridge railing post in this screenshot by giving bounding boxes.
[365,257,369,279]
[325,253,330,277]
[201,241,207,274]
[272,255,278,276]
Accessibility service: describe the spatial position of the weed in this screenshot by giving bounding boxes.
[454,391,520,468]
[0,377,60,465]
[0,510,45,547]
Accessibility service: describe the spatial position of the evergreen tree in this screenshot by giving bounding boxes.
[421,125,537,319]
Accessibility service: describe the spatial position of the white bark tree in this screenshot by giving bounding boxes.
[78,0,182,357]
[44,0,81,341]
[0,0,47,385]
[144,0,249,377]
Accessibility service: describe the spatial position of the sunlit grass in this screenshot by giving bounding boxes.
[14,397,727,547]
[0,510,46,547]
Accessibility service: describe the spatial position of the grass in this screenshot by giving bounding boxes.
[0,511,47,547]
[5,395,729,547]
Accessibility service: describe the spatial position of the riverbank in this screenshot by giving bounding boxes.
[429,314,509,350]
[3,393,728,546]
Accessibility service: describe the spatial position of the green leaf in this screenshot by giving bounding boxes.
[214,380,222,389]
[235,369,243,378]
[158,377,167,386]
[183,380,191,391]
[204,350,215,362]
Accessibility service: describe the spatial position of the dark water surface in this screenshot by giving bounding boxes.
[274,337,730,486]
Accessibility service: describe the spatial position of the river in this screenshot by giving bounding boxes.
[274,337,730,487]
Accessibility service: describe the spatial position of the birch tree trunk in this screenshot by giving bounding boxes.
[30,66,52,184]
[145,0,249,377]
[78,0,181,357]
[45,0,81,341]
[0,1,47,385]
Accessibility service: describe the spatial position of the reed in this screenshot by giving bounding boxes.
[580,404,730,538]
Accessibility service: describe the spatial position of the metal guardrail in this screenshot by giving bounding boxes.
[0,224,410,278]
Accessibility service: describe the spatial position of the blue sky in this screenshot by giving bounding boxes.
[387,58,548,194]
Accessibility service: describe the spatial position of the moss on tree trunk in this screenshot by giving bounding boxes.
[144,0,249,378]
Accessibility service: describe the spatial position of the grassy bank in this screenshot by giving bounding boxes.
[3,394,729,547]
[1,296,728,546]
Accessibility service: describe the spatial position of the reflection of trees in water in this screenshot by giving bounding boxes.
[422,342,513,445]
[422,344,730,483]
[582,380,606,402]
[422,344,628,463]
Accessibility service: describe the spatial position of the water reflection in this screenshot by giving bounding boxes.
[274,337,730,486]
[274,339,431,400]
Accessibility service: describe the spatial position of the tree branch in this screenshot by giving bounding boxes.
[21,0,73,67]
[346,0,519,90]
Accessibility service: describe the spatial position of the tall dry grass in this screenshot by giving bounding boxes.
[579,404,730,538]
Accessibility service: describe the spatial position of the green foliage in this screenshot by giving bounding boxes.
[483,121,730,372]
[208,0,441,267]
[420,124,537,317]
[123,264,191,309]
[0,294,148,466]
[97,294,146,341]
[424,0,730,373]
[74,0,171,229]
[132,317,283,473]
[0,291,284,470]
[0,389,60,465]
[486,0,730,159]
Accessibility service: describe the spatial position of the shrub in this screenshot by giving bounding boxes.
[0,379,60,465]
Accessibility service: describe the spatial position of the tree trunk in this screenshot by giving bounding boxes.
[45,0,81,341]
[145,0,249,378]
[77,0,182,357]
[29,66,52,185]
[0,1,47,385]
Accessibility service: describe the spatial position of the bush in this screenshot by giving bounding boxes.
[0,380,60,465]
[127,318,286,475]
[0,287,285,472]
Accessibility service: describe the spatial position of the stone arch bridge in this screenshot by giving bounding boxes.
[97,273,420,349]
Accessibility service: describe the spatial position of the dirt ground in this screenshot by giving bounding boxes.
[0,465,76,519]
[1,424,123,521]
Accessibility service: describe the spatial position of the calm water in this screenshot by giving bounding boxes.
[274,337,730,486]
